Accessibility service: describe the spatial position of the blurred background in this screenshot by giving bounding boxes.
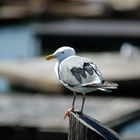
[0,0,140,140]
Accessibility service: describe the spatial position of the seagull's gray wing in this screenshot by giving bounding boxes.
[58,56,104,87]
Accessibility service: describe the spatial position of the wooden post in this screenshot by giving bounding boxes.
[68,111,123,140]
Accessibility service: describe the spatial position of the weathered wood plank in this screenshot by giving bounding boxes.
[0,94,139,132]
[0,52,140,92]
[36,20,140,37]
[68,111,123,140]
[0,58,63,93]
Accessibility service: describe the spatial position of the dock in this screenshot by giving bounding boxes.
[35,19,140,53]
[0,94,139,139]
[0,52,140,93]
[0,94,139,130]
[0,58,62,93]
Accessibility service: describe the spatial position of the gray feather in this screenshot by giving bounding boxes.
[98,88,112,93]
[71,67,82,83]
[103,81,118,89]
[59,56,104,86]
[83,63,94,76]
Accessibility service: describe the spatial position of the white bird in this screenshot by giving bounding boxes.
[46,46,118,118]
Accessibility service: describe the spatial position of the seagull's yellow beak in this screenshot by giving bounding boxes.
[46,54,55,60]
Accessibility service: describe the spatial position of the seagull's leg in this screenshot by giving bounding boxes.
[64,91,77,119]
[72,91,76,110]
[81,93,86,113]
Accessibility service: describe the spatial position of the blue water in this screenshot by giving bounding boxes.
[120,119,140,137]
[0,24,40,60]
[0,24,41,91]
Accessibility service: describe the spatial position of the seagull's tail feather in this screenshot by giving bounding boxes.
[81,81,118,93]
[102,81,118,89]
[98,81,118,93]
[98,88,112,93]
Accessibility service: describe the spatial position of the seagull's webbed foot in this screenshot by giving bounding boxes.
[64,108,80,119]
[64,107,74,119]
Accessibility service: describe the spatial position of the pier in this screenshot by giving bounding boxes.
[0,94,139,139]
[0,53,140,93]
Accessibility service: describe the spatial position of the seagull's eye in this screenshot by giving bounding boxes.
[62,51,64,54]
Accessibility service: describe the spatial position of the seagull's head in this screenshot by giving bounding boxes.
[46,46,75,62]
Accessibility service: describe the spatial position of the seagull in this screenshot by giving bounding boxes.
[46,46,118,118]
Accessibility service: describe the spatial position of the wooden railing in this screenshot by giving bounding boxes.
[68,111,123,140]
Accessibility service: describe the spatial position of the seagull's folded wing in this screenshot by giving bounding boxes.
[59,56,104,87]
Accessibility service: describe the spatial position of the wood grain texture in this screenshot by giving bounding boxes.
[68,111,123,140]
